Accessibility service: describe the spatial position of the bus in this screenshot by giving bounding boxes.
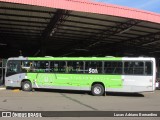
[5,56,156,96]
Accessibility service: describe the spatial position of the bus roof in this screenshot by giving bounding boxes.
[7,56,155,61]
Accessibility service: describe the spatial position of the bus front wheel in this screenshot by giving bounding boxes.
[22,81,32,91]
[91,84,104,96]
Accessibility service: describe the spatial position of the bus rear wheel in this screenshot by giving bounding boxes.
[91,84,104,96]
[22,81,32,91]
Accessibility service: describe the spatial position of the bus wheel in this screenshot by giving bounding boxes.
[22,81,32,91]
[91,84,104,96]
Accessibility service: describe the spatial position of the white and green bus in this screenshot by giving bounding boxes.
[5,56,156,96]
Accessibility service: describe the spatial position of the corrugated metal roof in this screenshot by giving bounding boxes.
[0,0,160,57]
[0,0,160,24]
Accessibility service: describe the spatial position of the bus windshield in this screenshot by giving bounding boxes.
[6,60,21,76]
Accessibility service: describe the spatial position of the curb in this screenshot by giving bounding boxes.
[0,87,6,90]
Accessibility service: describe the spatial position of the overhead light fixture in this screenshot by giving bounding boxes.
[34,50,40,56]
[142,40,160,46]
[74,49,89,52]
[50,28,57,36]
[0,43,7,46]
[118,27,132,34]
[149,51,160,53]
[60,52,75,57]
[88,41,100,48]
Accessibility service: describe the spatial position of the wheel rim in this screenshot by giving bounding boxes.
[94,86,101,95]
[24,83,30,90]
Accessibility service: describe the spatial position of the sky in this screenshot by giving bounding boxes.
[94,0,160,13]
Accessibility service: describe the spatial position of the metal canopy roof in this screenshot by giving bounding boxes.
[0,0,160,58]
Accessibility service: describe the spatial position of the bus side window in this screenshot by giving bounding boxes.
[104,62,122,75]
[66,61,84,73]
[76,63,82,73]
[50,61,66,73]
[145,62,152,75]
[59,62,66,73]
[134,62,144,75]
[21,61,32,72]
[124,61,144,75]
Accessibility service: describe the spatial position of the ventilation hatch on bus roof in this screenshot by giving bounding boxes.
[105,56,115,57]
